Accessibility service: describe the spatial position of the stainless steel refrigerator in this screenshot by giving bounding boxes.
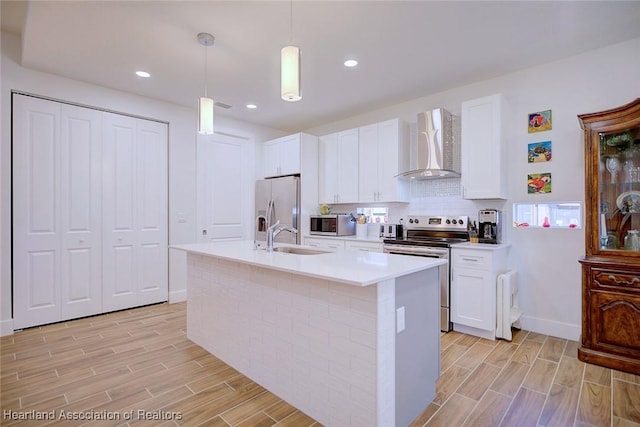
[255,175,300,245]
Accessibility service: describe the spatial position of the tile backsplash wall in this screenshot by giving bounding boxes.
[329,180,506,224]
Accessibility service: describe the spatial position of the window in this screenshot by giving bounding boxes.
[513,202,582,228]
[356,207,388,224]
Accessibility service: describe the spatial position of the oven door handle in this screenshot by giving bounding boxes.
[383,245,449,257]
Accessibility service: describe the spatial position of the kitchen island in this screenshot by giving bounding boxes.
[172,240,446,427]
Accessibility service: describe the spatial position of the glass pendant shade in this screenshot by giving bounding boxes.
[198,97,214,135]
[281,45,301,102]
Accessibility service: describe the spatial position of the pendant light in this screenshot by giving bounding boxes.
[197,32,215,134]
[281,0,301,102]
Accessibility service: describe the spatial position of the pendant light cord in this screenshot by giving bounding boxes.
[204,44,208,98]
[289,0,293,43]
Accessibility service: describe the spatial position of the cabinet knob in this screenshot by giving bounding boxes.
[118,236,123,241]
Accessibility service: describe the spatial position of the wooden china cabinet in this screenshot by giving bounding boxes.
[578,98,640,375]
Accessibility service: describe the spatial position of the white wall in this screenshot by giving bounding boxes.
[305,37,640,341]
[0,31,284,334]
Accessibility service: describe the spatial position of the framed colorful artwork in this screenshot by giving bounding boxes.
[528,110,552,133]
[528,141,552,163]
[528,172,552,194]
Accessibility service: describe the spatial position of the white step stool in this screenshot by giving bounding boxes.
[496,270,523,341]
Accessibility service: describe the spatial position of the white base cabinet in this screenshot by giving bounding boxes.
[12,94,168,329]
[461,94,508,200]
[303,237,345,251]
[451,244,509,340]
[303,236,383,252]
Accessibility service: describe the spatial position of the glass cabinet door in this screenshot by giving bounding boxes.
[599,127,640,251]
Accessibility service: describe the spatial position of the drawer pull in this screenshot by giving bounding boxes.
[607,275,640,286]
[462,257,480,262]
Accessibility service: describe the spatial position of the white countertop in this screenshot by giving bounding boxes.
[172,240,445,287]
[451,242,512,250]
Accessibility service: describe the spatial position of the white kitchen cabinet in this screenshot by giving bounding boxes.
[303,237,344,251]
[263,133,301,178]
[344,240,383,252]
[461,94,508,200]
[318,129,359,204]
[12,94,168,329]
[358,119,409,203]
[450,244,509,340]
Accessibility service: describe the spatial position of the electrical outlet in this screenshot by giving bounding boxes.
[396,306,405,333]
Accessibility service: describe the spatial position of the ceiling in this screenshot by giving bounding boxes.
[2,1,640,133]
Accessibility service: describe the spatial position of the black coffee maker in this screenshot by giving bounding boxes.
[478,209,501,243]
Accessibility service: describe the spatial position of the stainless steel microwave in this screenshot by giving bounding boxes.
[309,215,355,236]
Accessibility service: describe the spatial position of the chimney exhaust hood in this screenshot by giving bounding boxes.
[397,108,461,180]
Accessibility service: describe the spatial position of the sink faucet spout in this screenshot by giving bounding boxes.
[266,221,298,252]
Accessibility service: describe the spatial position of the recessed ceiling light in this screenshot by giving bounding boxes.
[135,70,151,78]
[344,59,358,68]
[246,104,257,109]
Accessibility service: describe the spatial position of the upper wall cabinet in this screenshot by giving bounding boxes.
[318,129,359,204]
[461,94,508,200]
[263,133,301,178]
[358,119,409,203]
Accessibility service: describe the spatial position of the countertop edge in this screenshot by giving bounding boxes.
[172,242,446,287]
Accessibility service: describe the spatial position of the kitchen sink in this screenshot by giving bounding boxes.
[272,247,328,255]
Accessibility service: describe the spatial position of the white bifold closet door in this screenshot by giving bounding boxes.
[13,95,103,329]
[12,95,168,329]
[102,112,168,312]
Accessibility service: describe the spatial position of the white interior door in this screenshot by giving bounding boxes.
[102,113,137,311]
[197,133,248,241]
[135,119,168,305]
[13,96,62,329]
[60,104,103,320]
[102,113,168,311]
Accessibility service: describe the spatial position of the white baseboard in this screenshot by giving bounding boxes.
[519,315,580,342]
[169,289,187,304]
[1,318,14,336]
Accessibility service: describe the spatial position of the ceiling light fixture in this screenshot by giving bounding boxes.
[281,0,301,102]
[246,103,257,109]
[197,32,215,135]
[344,59,358,68]
[135,70,151,78]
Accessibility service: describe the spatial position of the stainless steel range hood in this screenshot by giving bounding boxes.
[397,108,461,180]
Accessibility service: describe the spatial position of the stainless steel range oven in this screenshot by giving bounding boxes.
[383,215,469,332]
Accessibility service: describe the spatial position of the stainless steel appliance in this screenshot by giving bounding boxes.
[478,209,502,244]
[380,223,404,239]
[255,176,300,245]
[310,214,355,236]
[397,108,461,180]
[383,215,469,332]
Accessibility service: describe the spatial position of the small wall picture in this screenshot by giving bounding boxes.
[528,141,552,163]
[528,172,552,194]
[528,110,552,133]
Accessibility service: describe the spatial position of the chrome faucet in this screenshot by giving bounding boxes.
[266,221,298,252]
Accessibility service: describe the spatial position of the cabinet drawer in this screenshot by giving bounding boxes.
[452,249,491,270]
[303,237,344,251]
[345,241,383,252]
[592,268,640,292]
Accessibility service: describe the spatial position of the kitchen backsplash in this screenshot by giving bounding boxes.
[323,181,507,236]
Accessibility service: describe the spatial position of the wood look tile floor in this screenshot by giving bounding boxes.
[1,302,639,427]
